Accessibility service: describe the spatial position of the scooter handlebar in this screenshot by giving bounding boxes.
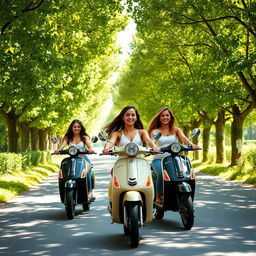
[99,150,114,156]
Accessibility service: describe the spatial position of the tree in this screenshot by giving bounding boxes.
[0,0,127,152]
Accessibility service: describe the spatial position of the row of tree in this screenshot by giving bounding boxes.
[113,0,256,165]
[0,0,127,152]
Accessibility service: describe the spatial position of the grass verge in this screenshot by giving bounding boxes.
[0,162,59,203]
[195,161,256,186]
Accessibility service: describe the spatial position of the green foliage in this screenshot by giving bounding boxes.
[245,148,256,169]
[0,0,128,151]
[120,0,256,130]
[0,151,52,175]
[0,153,23,175]
[21,151,51,167]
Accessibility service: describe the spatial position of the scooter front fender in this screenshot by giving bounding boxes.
[65,180,76,189]
[123,191,142,205]
[176,182,192,193]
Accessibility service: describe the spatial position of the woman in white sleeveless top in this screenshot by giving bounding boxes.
[102,105,159,153]
[148,107,199,204]
[55,119,95,198]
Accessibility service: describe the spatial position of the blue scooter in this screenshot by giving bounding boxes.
[51,136,97,219]
[152,128,201,230]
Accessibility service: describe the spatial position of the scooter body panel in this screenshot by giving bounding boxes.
[59,156,90,204]
[152,154,195,211]
[163,155,193,181]
[109,157,154,224]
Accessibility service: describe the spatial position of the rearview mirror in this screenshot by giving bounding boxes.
[191,128,200,138]
[152,130,162,140]
[50,136,58,144]
[91,136,98,143]
[98,131,109,141]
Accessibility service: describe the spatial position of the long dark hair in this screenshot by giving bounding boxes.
[148,107,177,136]
[63,119,89,144]
[104,105,144,135]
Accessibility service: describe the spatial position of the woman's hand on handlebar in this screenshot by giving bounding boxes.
[191,144,201,150]
[102,147,110,154]
[54,149,60,154]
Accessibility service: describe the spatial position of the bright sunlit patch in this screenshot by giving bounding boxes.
[204,252,256,256]
[44,244,62,248]
[9,220,52,228]
[243,225,256,229]
[243,240,256,246]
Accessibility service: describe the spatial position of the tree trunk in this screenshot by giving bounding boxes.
[202,125,211,162]
[19,122,30,152]
[192,135,200,160]
[215,109,226,163]
[31,127,39,151]
[181,126,190,156]
[230,104,254,166]
[191,121,201,160]
[1,111,19,153]
[231,116,243,166]
[38,129,47,151]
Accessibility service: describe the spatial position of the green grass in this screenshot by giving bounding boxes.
[195,162,256,186]
[0,162,59,203]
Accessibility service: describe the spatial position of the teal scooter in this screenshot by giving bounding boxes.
[152,128,201,230]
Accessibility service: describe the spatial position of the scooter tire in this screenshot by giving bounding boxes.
[180,196,194,230]
[154,208,164,219]
[123,224,130,235]
[130,203,139,248]
[82,203,90,211]
[65,190,75,220]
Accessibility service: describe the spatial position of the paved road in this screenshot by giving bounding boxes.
[0,155,255,256]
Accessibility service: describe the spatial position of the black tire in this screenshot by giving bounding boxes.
[154,208,164,219]
[65,190,75,220]
[82,203,90,211]
[123,223,130,235]
[180,196,194,230]
[130,204,139,248]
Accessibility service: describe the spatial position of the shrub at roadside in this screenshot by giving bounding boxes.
[0,151,51,175]
[0,151,58,203]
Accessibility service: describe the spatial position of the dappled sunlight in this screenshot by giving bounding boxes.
[0,156,255,255]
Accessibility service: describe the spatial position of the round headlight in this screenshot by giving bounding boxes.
[125,142,139,156]
[170,142,181,153]
[69,146,78,156]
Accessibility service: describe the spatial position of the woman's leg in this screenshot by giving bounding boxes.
[151,158,163,204]
[84,156,93,197]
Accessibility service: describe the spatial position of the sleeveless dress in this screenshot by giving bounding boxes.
[118,129,143,147]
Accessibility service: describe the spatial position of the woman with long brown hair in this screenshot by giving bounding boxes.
[148,107,199,204]
[55,119,95,197]
[102,105,159,153]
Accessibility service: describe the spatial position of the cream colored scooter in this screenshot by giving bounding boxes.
[99,132,158,248]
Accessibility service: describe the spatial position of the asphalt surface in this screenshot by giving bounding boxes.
[0,154,255,256]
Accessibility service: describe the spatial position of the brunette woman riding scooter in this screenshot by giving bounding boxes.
[148,107,200,230]
[52,119,97,219]
[101,106,160,248]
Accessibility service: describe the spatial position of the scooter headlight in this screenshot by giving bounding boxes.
[68,146,78,156]
[125,142,139,156]
[170,142,181,153]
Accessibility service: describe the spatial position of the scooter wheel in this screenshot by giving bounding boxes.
[154,208,164,219]
[82,203,90,211]
[65,190,75,219]
[123,224,130,235]
[180,196,194,230]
